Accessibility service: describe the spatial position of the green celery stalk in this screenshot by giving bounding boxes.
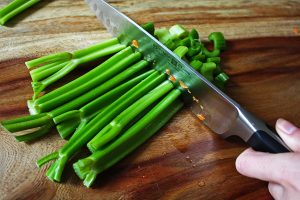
[202,46,220,58]
[15,123,54,142]
[214,72,229,90]
[208,32,226,50]
[141,22,155,36]
[31,43,127,99]
[0,0,40,26]
[176,37,190,47]
[190,60,203,72]
[30,61,69,82]
[189,28,199,40]
[0,113,54,142]
[54,70,154,139]
[169,24,189,38]
[33,52,142,113]
[192,53,206,62]
[32,46,133,107]
[87,80,174,152]
[26,38,119,69]
[200,62,217,81]
[173,46,188,58]
[73,89,183,187]
[207,57,221,64]
[1,113,51,133]
[26,52,73,70]
[37,72,167,182]
[154,28,173,44]
[1,61,151,141]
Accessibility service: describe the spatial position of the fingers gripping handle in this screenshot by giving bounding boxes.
[222,107,291,153]
[247,130,290,153]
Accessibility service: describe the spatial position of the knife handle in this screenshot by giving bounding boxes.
[223,107,291,153]
[247,130,290,153]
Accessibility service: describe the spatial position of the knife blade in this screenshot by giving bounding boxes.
[86,0,291,153]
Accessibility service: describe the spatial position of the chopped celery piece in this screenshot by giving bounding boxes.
[169,24,189,38]
[155,28,174,44]
[200,62,217,81]
[208,32,226,50]
[173,46,188,58]
[214,72,229,90]
[189,28,199,40]
[190,60,203,72]
[141,22,155,36]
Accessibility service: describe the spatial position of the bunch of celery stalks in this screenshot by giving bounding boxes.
[1,19,228,186]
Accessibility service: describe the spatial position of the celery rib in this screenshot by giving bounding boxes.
[87,80,174,152]
[38,71,166,182]
[74,89,183,187]
[0,0,40,26]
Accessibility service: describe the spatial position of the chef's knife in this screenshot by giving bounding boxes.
[86,0,291,153]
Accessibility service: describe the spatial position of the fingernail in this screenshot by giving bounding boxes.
[277,118,297,135]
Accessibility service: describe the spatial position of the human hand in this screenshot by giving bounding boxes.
[235,118,300,200]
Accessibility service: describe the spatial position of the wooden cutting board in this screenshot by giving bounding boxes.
[0,0,299,199]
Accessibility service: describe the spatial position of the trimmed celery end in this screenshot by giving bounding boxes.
[190,60,203,72]
[173,46,188,58]
[73,89,183,187]
[169,24,189,38]
[214,72,229,90]
[154,28,175,44]
[200,62,217,81]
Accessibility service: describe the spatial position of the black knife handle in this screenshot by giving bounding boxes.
[247,130,290,153]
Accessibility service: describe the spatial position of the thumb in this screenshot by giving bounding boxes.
[276,118,300,152]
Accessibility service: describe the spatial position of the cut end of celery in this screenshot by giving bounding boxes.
[31,81,45,100]
[73,158,93,179]
[56,120,80,139]
[45,156,68,182]
[169,24,189,38]
[73,158,97,187]
[86,143,97,153]
[27,100,40,115]
[83,172,97,188]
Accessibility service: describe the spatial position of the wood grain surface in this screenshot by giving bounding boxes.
[0,0,300,199]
